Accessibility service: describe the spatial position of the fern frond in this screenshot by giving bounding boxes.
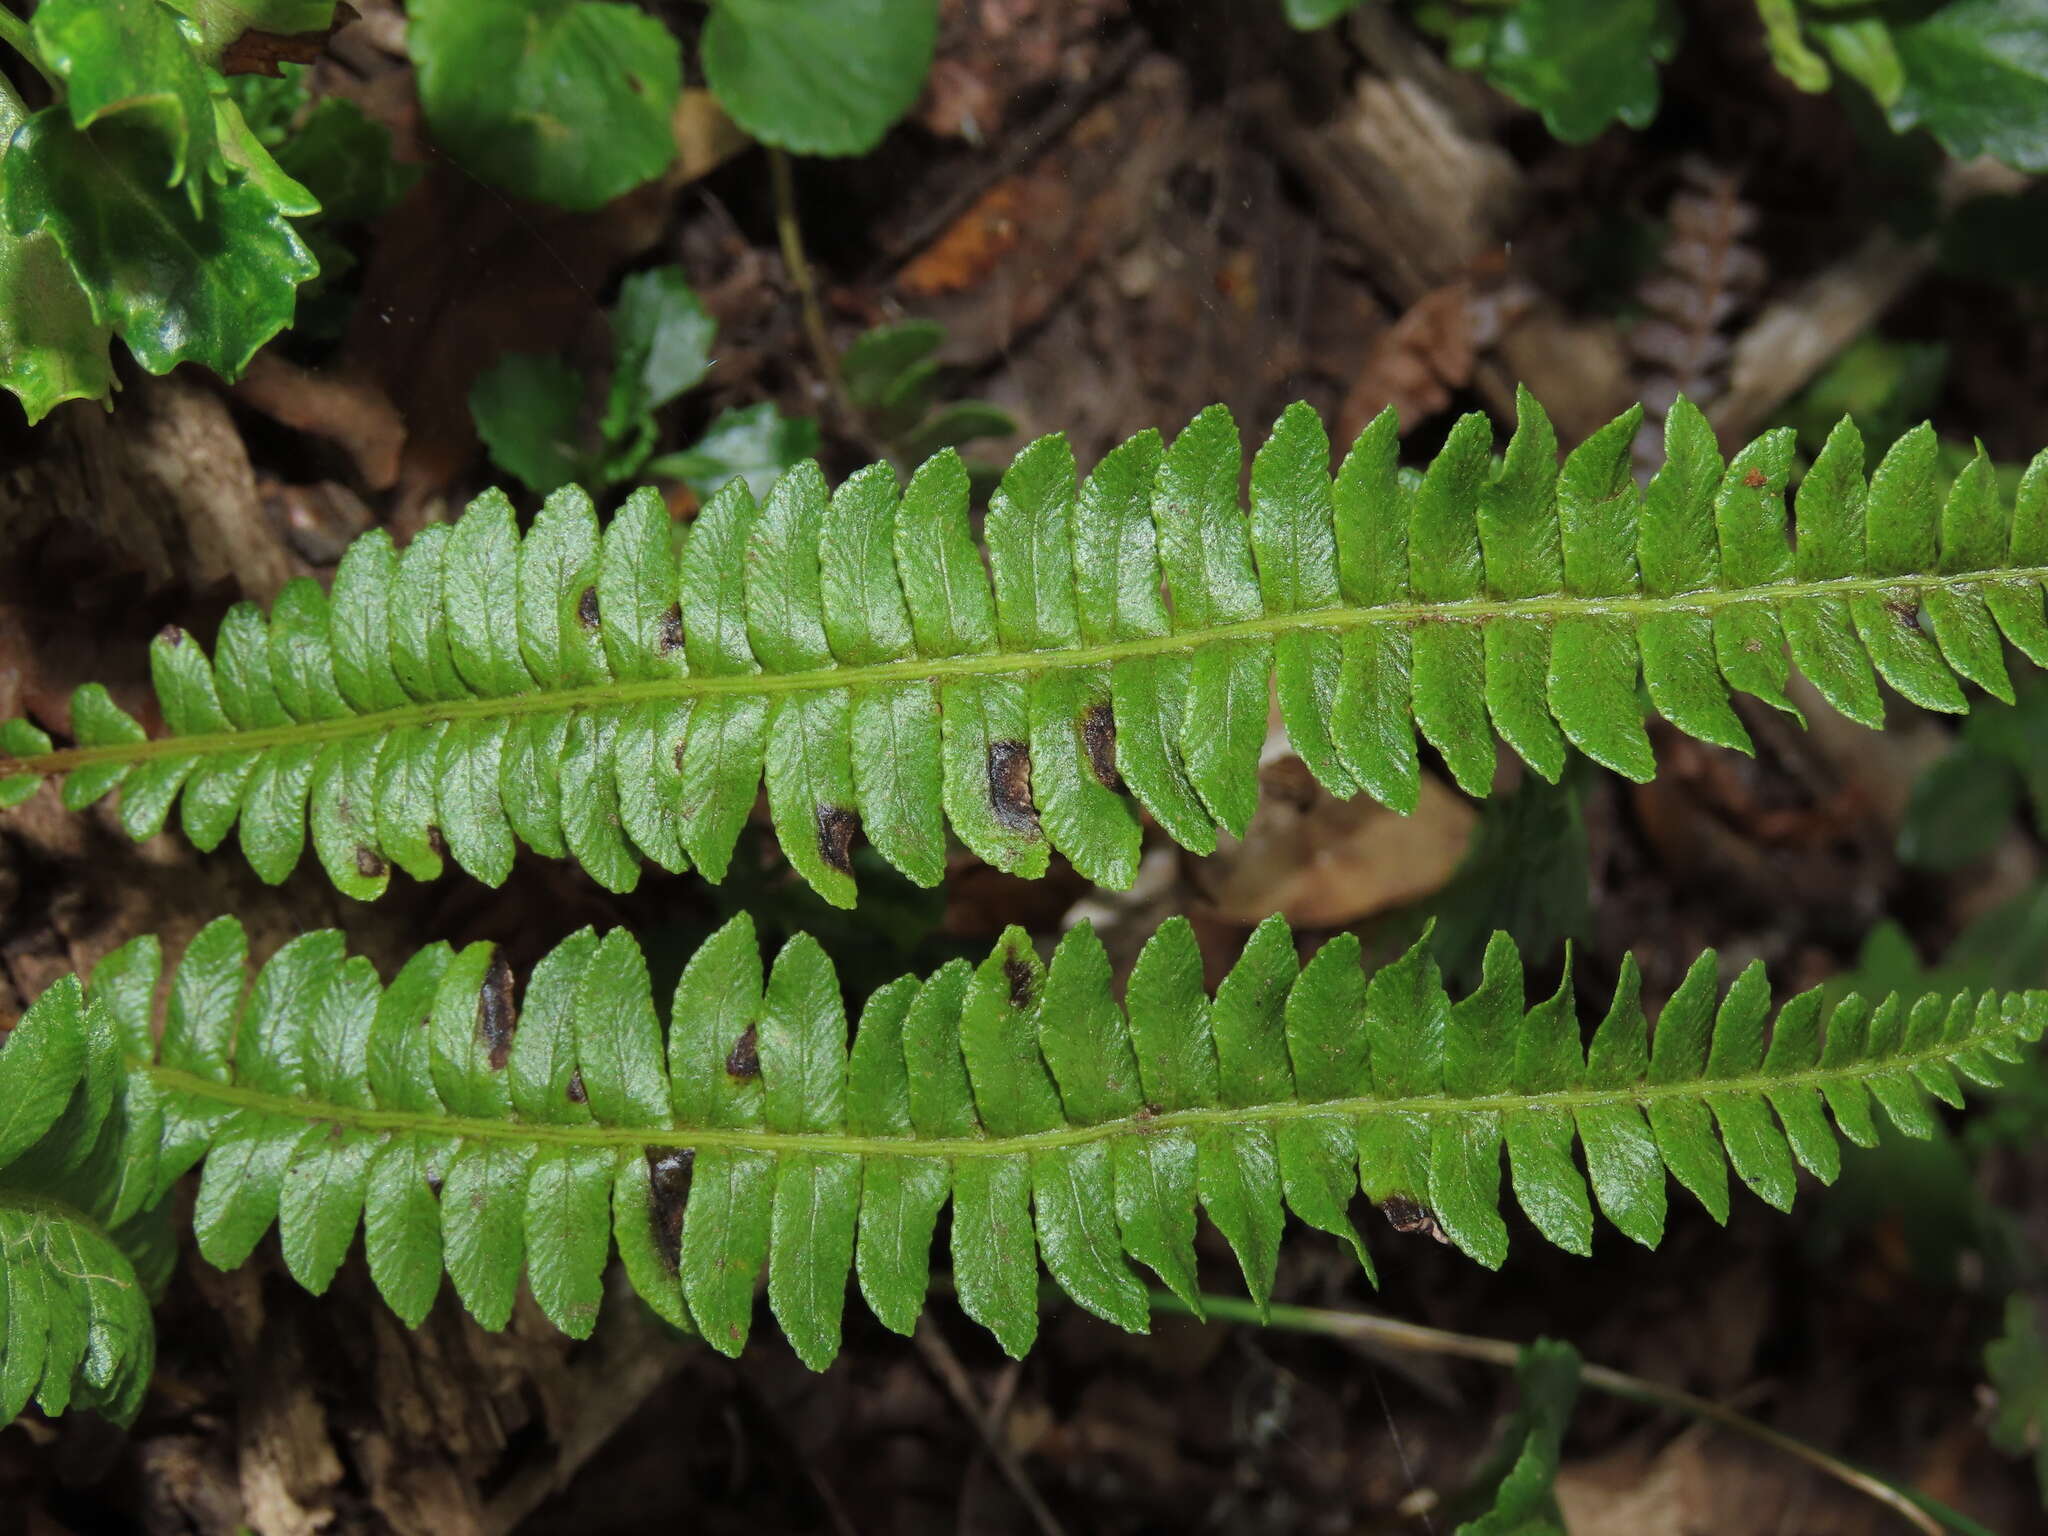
[6,394,2047,906]
[0,977,158,1426]
[8,913,2040,1372]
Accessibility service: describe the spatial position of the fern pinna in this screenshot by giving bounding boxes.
[5,393,2046,907]
[3,910,2040,1414]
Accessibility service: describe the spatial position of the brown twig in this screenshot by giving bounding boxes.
[1152,1293,1970,1536]
[913,1320,1071,1536]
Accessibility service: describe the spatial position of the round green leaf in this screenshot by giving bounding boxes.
[701,0,938,156]
[410,0,681,211]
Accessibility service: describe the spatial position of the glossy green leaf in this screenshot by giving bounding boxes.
[1,113,316,379]
[1890,0,2048,173]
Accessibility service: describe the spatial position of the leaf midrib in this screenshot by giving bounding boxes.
[15,564,2047,778]
[140,1026,2014,1160]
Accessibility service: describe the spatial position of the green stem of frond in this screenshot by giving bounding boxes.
[141,1029,2000,1161]
[14,566,2048,779]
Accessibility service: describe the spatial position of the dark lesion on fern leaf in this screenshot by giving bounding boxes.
[814,804,858,875]
[1003,954,1037,1010]
[1080,701,1122,792]
[658,603,685,654]
[158,623,187,647]
[565,1069,588,1104]
[1380,1195,1451,1245]
[475,953,518,1071]
[353,845,387,879]
[576,585,600,629]
[725,1024,760,1080]
[646,1148,693,1269]
[987,739,1040,837]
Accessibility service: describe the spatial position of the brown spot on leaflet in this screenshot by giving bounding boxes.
[159,624,187,647]
[566,1070,587,1104]
[475,952,517,1070]
[658,603,685,653]
[1081,703,1122,791]
[577,586,600,629]
[986,739,1040,836]
[427,825,448,858]
[1380,1195,1450,1244]
[646,1148,693,1269]
[1003,954,1037,1010]
[725,1025,760,1080]
[815,805,857,876]
[354,845,387,880]
[1742,467,1767,489]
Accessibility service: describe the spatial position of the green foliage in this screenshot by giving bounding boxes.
[1987,1295,2048,1506]
[2,114,316,377]
[469,263,816,497]
[224,63,417,334]
[1457,1340,1582,1536]
[643,402,825,505]
[1781,334,1951,469]
[3,912,2037,1381]
[1424,769,1592,984]
[10,394,2048,910]
[1421,0,2048,162]
[702,0,939,157]
[1899,673,2048,871]
[164,1,340,58]
[0,84,113,424]
[1285,0,1368,26]
[409,0,939,207]
[408,0,681,213]
[1888,0,2048,173]
[0,976,160,1427]
[0,0,337,419]
[1453,0,1680,143]
[840,319,1018,466]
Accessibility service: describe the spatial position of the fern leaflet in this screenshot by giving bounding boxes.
[5,395,2046,906]
[2,913,2039,1376]
[0,976,162,1425]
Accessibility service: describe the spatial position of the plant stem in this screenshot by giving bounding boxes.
[1150,1292,1992,1536]
[0,13,56,94]
[16,565,2048,782]
[113,1028,2020,1166]
[769,146,850,427]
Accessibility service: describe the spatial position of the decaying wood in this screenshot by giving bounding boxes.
[0,375,296,603]
[1245,8,1633,443]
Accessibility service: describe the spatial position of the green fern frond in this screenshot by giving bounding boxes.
[6,912,2040,1373]
[6,393,2046,907]
[0,977,158,1426]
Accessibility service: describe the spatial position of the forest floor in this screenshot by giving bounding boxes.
[2,2,2045,1533]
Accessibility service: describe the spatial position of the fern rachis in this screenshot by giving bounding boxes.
[5,393,2046,908]
[1,910,2037,1405]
